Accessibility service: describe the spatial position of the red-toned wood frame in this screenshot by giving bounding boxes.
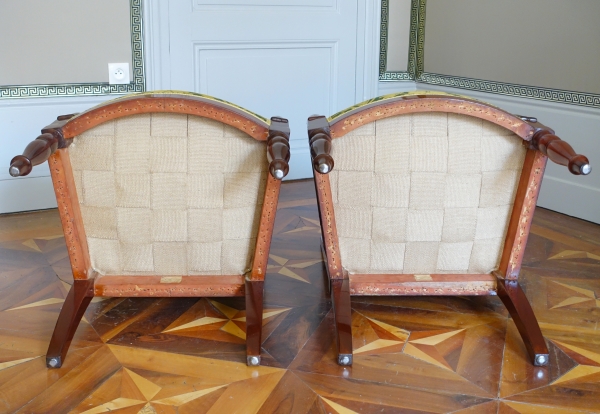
[9,92,291,368]
[308,93,591,367]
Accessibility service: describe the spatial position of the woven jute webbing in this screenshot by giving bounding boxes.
[330,112,526,274]
[69,113,267,276]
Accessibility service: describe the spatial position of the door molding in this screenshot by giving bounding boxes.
[192,40,339,115]
[144,0,380,101]
[143,0,171,91]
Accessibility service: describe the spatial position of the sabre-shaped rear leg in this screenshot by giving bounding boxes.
[497,278,549,366]
[46,278,94,368]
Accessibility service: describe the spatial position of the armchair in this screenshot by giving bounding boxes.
[9,91,291,368]
[307,91,591,367]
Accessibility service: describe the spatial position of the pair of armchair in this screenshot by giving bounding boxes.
[9,91,590,369]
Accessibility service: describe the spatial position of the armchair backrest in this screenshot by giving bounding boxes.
[326,107,527,275]
[66,99,269,277]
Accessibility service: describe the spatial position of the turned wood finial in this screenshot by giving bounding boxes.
[267,117,290,180]
[9,113,75,177]
[531,129,591,175]
[307,115,334,174]
[9,133,59,177]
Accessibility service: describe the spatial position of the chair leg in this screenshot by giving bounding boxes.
[320,240,330,296]
[497,278,549,366]
[46,278,94,368]
[245,279,264,366]
[331,278,353,365]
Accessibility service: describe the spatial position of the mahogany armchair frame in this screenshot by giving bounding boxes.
[307,92,591,367]
[9,92,291,368]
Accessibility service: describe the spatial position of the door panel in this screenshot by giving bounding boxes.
[169,0,359,179]
[193,0,336,8]
[195,43,334,131]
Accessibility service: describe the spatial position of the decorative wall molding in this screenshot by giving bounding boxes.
[379,0,420,81]
[193,0,337,11]
[0,0,145,99]
[380,0,600,108]
[193,40,339,114]
[419,73,600,108]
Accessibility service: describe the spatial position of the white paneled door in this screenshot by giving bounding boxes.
[164,0,377,179]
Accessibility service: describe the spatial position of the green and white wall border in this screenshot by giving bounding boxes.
[0,0,145,99]
[380,0,600,109]
[379,0,422,81]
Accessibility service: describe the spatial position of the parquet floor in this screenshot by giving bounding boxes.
[1,179,600,413]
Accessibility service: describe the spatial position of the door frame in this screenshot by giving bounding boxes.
[143,0,381,102]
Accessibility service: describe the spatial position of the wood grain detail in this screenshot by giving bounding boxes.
[315,172,343,279]
[531,129,591,175]
[3,179,600,411]
[250,175,281,281]
[94,275,245,297]
[46,278,94,368]
[245,279,264,358]
[349,274,497,296]
[497,278,549,364]
[329,96,533,140]
[62,96,270,141]
[500,150,548,279]
[331,278,353,356]
[49,150,90,280]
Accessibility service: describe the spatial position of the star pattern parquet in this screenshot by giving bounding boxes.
[1,180,600,413]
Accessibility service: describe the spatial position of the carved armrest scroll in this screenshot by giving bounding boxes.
[9,114,76,177]
[307,115,334,174]
[267,117,291,180]
[530,129,591,175]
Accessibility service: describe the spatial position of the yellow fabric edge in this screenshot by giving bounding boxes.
[68,90,270,125]
[327,90,502,122]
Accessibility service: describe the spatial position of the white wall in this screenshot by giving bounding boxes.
[385,0,412,72]
[417,83,600,224]
[424,0,600,94]
[380,0,600,224]
[1,0,382,214]
[0,96,116,213]
[0,0,132,85]
[378,80,417,96]
[4,1,597,224]
[380,78,599,223]
[0,0,134,214]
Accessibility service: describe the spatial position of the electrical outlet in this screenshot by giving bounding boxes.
[108,63,130,84]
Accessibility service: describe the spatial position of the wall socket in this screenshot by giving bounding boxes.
[108,63,130,84]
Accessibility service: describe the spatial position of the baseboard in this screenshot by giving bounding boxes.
[0,176,57,214]
[537,176,600,224]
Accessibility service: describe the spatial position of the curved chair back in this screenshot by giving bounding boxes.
[9,91,291,368]
[308,91,590,367]
[328,111,526,275]
[69,111,267,277]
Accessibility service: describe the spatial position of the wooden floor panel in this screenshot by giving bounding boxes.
[1,179,600,413]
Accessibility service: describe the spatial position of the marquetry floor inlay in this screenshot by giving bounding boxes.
[1,180,600,413]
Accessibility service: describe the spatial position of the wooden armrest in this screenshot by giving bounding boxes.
[531,129,591,175]
[9,113,76,177]
[267,117,290,180]
[307,115,334,174]
[10,133,59,177]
